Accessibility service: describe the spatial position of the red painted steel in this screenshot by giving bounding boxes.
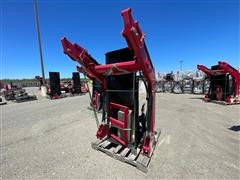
[61,38,105,87]
[76,66,95,79]
[109,102,129,146]
[197,65,225,75]
[94,60,138,75]
[61,8,157,157]
[111,134,126,146]
[121,8,155,89]
[96,124,108,139]
[197,65,211,76]
[218,61,240,98]
[121,8,156,156]
[92,91,100,110]
[110,117,124,128]
[197,61,240,103]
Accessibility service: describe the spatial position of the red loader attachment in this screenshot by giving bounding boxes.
[197,61,240,105]
[61,8,160,172]
[76,66,102,111]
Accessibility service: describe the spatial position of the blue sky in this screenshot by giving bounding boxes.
[1,0,239,79]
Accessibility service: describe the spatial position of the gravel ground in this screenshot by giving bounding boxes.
[1,87,239,179]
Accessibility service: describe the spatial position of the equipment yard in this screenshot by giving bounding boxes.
[1,87,239,179]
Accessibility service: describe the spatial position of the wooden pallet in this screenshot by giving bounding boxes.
[92,129,161,173]
[0,101,7,105]
[203,97,240,105]
[211,100,240,105]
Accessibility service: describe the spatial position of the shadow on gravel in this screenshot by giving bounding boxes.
[228,125,240,132]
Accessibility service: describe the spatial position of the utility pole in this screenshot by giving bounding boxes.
[34,0,46,85]
[179,60,183,71]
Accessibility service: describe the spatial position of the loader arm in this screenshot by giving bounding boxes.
[121,8,156,155]
[76,66,95,80]
[197,64,226,75]
[61,38,105,86]
[218,61,240,97]
[218,61,240,81]
[121,8,156,90]
[197,65,212,76]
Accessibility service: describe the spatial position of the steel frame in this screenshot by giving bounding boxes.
[197,61,240,104]
[61,8,156,157]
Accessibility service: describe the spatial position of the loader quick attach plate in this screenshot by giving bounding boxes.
[91,129,161,173]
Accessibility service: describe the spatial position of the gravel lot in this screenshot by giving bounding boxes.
[1,87,239,179]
